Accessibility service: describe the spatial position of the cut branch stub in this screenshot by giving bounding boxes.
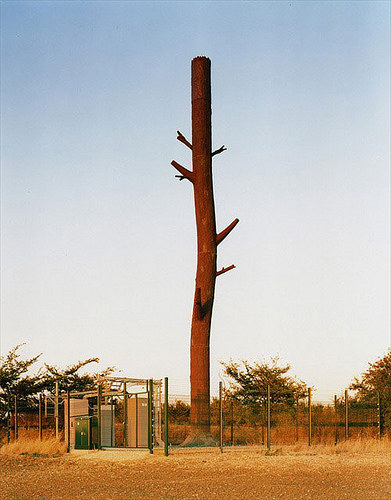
[177,131,193,150]
[216,218,239,245]
[216,264,236,277]
[171,160,194,183]
[212,145,227,157]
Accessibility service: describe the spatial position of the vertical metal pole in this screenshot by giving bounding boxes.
[377,391,382,439]
[135,393,139,448]
[123,382,127,447]
[97,384,102,450]
[164,377,169,457]
[67,391,71,453]
[344,389,349,441]
[267,385,271,450]
[7,397,10,443]
[334,395,338,445]
[147,382,151,450]
[308,388,312,447]
[14,395,18,441]
[149,379,154,454]
[219,381,223,453]
[55,381,59,439]
[230,400,234,446]
[111,397,114,447]
[38,393,43,440]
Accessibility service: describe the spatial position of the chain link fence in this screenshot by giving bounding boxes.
[165,389,383,446]
[0,385,386,448]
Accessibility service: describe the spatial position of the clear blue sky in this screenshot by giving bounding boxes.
[1,1,389,401]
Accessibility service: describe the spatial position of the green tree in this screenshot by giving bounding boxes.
[349,350,391,432]
[0,344,44,397]
[0,344,45,422]
[0,345,115,424]
[168,400,190,424]
[43,359,114,394]
[221,357,308,425]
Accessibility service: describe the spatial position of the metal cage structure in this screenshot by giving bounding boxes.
[64,377,162,451]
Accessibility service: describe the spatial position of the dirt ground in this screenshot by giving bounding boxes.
[0,446,390,500]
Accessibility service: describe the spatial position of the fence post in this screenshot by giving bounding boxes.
[38,393,43,440]
[230,400,234,446]
[111,397,114,447]
[97,384,102,450]
[334,395,338,445]
[55,381,59,440]
[147,383,151,451]
[14,395,18,441]
[67,390,71,453]
[344,389,349,441]
[267,385,271,450]
[148,379,154,454]
[377,391,382,439]
[123,382,127,447]
[308,388,312,446]
[219,381,223,453]
[164,377,169,457]
[135,393,139,448]
[7,397,11,443]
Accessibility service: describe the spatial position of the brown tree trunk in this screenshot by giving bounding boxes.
[172,56,238,445]
[189,56,215,441]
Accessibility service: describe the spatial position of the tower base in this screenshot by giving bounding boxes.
[181,430,217,447]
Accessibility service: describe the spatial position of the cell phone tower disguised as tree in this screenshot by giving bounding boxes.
[171,56,239,445]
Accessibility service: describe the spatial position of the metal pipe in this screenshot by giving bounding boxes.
[164,377,169,457]
[123,382,127,447]
[97,384,102,450]
[230,400,234,446]
[334,395,338,445]
[345,389,349,441]
[267,385,271,450]
[147,386,151,451]
[148,379,154,454]
[111,397,114,447]
[14,395,18,441]
[7,397,10,443]
[308,388,312,446]
[67,391,70,453]
[135,393,139,448]
[38,393,43,440]
[377,391,382,439]
[55,381,59,439]
[219,381,223,453]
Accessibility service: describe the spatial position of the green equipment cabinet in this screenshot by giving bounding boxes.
[75,416,92,450]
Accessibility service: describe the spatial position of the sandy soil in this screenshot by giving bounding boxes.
[1,447,390,499]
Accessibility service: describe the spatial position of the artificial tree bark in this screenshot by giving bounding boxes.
[172,57,239,444]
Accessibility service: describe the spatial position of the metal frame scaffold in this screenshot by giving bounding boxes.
[64,376,162,453]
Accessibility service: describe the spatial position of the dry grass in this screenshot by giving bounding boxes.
[278,437,391,456]
[0,436,67,457]
[169,423,384,446]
